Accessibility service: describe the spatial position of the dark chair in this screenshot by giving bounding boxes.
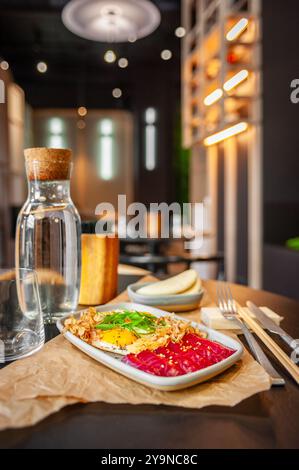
[181,253,225,278]
[120,252,224,277]
[119,254,186,274]
[120,237,169,256]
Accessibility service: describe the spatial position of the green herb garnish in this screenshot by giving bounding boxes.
[95,310,157,336]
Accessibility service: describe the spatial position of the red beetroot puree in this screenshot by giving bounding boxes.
[123,333,236,377]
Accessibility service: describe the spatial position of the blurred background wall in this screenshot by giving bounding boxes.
[0,0,299,299]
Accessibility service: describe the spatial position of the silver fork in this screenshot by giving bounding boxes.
[217,283,285,386]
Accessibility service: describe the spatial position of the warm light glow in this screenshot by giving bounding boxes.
[175,26,186,38]
[128,34,137,43]
[145,125,156,170]
[223,69,249,91]
[49,118,64,135]
[104,50,116,63]
[37,61,47,73]
[118,57,128,68]
[204,122,248,146]
[145,107,157,171]
[204,88,223,106]
[100,119,113,135]
[98,119,114,180]
[206,58,221,79]
[0,60,9,71]
[48,135,64,148]
[77,119,86,130]
[100,136,113,180]
[145,108,157,124]
[161,49,172,60]
[226,18,249,41]
[78,106,87,117]
[112,88,122,98]
[48,117,66,147]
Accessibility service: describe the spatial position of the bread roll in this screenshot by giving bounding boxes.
[137,269,198,296]
[180,277,202,295]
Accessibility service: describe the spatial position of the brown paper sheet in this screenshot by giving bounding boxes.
[0,277,271,431]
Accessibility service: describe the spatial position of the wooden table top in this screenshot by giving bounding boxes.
[0,275,299,449]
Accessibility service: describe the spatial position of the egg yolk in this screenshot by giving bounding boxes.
[100,328,137,348]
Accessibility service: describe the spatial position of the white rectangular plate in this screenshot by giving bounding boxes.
[57,302,243,391]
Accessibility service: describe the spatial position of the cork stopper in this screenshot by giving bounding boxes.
[24,147,72,181]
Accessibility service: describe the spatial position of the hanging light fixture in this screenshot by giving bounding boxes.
[62,0,161,43]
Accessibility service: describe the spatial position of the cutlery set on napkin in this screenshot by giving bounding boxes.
[214,283,299,386]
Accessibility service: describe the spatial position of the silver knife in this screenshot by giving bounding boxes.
[247,301,299,350]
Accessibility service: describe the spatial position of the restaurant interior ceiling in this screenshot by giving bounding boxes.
[0,0,181,108]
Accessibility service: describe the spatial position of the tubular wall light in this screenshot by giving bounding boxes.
[62,0,161,43]
[226,18,249,41]
[204,88,223,106]
[204,122,248,146]
[223,69,249,92]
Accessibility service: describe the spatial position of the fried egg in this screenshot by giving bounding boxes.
[91,328,138,355]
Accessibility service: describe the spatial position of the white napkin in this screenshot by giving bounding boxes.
[201,306,283,330]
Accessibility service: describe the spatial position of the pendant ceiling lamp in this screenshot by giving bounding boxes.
[62,0,161,43]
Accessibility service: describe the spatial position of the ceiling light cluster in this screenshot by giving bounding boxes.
[30,1,176,101]
[104,51,129,68]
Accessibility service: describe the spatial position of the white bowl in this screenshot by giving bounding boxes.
[127,282,204,312]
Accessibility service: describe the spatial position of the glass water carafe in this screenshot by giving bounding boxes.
[15,148,81,323]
